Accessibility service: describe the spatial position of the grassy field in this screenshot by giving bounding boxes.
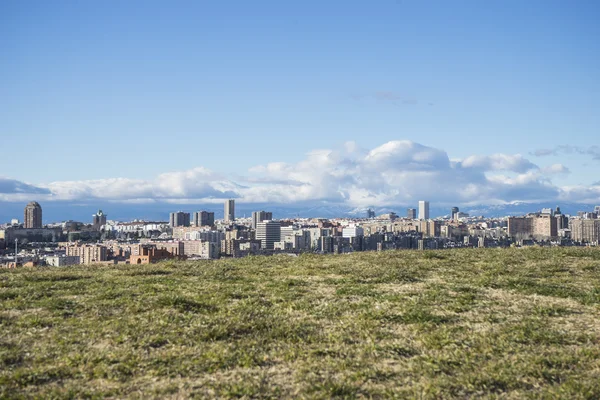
[1,248,600,399]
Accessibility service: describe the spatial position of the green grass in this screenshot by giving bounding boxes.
[1,247,600,399]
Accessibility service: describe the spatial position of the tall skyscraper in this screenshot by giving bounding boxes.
[169,211,190,227]
[193,211,215,227]
[92,210,107,230]
[366,209,376,219]
[418,201,430,220]
[451,207,459,220]
[24,201,42,228]
[224,199,235,222]
[256,220,281,250]
[407,208,416,219]
[252,211,272,229]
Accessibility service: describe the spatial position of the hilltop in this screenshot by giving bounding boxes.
[1,248,600,398]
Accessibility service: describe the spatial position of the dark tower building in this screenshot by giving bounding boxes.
[193,211,215,227]
[24,201,42,228]
[169,211,191,227]
[451,207,459,220]
[92,210,107,230]
[225,199,235,222]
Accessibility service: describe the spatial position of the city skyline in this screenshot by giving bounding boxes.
[3,198,600,227]
[3,199,599,266]
[2,1,599,208]
[3,197,600,226]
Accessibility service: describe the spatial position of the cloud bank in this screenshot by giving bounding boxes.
[2,141,599,206]
[532,145,600,161]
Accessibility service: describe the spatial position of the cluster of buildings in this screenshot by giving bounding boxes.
[2,200,600,268]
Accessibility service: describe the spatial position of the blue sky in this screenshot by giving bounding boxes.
[1,0,599,210]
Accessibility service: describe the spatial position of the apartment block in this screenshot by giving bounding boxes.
[24,201,43,229]
[570,219,600,244]
[169,212,190,227]
[66,244,108,265]
[193,211,215,227]
[508,215,557,239]
[507,217,533,237]
[532,214,557,238]
[419,220,441,238]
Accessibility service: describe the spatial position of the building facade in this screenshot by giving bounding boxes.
[224,199,235,222]
[92,210,107,230]
[342,226,364,238]
[169,212,190,227]
[570,219,600,244]
[418,201,429,220]
[507,217,532,238]
[508,215,557,239]
[251,211,273,229]
[451,207,459,220]
[256,220,281,250]
[193,211,215,227]
[24,201,42,229]
[46,256,80,267]
[66,244,108,264]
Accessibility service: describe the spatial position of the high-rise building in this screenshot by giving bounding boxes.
[255,220,281,250]
[193,211,215,227]
[407,208,416,219]
[508,215,557,239]
[92,210,107,231]
[532,214,557,238]
[451,207,459,220]
[570,219,600,243]
[555,210,568,230]
[507,216,532,238]
[169,212,190,227]
[418,201,430,220]
[251,211,272,229]
[367,209,376,219]
[224,199,235,222]
[24,201,42,228]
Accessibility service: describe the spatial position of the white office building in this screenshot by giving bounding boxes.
[342,226,364,238]
[418,201,430,220]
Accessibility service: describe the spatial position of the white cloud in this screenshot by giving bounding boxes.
[1,141,597,206]
[541,163,570,175]
[559,185,600,204]
[460,154,537,173]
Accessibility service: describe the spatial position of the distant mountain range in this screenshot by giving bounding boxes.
[0,201,597,225]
